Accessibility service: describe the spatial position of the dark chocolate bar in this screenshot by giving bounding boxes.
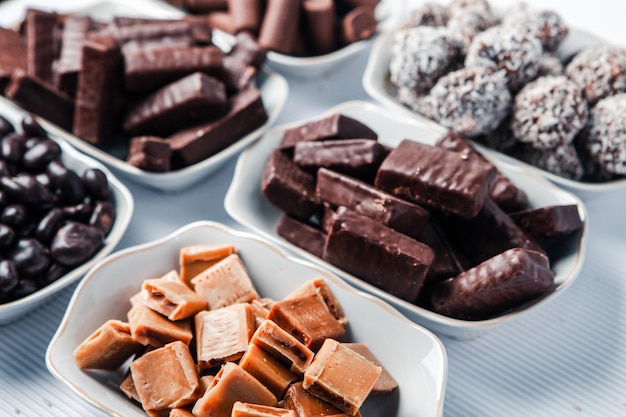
[276,214,326,258]
[341,6,377,44]
[126,136,172,172]
[53,15,93,97]
[0,28,27,92]
[169,87,268,165]
[123,72,227,136]
[510,204,583,238]
[315,168,429,239]
[302,0,337,55]
[123,46,223,92]
[323,207,435,302]
[261,148,321,221]
[279,113,377,150]
[258,0,301,55]
[375,139,497,218]
[25,8,60,85]
[430,248,555,320]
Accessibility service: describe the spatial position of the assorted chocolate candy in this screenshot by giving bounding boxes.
[261,112,584,320]
[0,9,269,172]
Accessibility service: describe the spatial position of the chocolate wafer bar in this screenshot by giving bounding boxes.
[510,204,583,238]
[25,8,60,85]
[53,15,93,97]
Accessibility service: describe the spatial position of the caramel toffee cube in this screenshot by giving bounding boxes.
[250,319,314,375]
[195,303,256,369]
[179,243,236,286]
[239,343,297,399]
[284,382,355,417]
[191,362,277,417]
[120,371,140,403]
[73,319,142,370]
[343,343,398,395]
[191,254,259,310]
[141,274,207,320]
[127,303,193,347]
[130,341,200,412]
[286,278,346,327]
[169,408,195,417]
[303,339,381,415]
[232,401,297,417]
[267,293,345,351]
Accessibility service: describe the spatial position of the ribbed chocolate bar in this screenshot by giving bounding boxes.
[53,16,92,97]
[430,248,555,320]
[276,215,326,258]
[169,87,268,166]
[510,204,583,238]
[126,136,172,172]
[25,8,59,85]
[303,0,337,55]
[124,46,223,92]
[261,149,321,221]
[323,208,435,302]
[315,168,429,239]
[279,113,377,150]
[375,139,497,218]
[123,72,227,136]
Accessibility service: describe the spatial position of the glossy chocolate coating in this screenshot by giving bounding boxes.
[430,248,555,320]
[510,204,583,238]
[323,208,435,302]
[375,139,497,218]
[276,214,326,258]
[126,136,172,172]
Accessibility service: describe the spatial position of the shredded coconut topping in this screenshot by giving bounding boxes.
[583,94,626,175]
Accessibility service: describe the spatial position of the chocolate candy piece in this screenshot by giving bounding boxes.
[73,35,121,144]
[316,168,429,239]
[124,46,223,92]
[126,136,172,172]
[5,69,75,131]
[229,0,263,34]
[510,204,583,238]
[294,139,387,180]
[261,149,321,221]
[303,0,337,55]
[276,214,326,258]
[123,72,227,136]
[53,16,93,97]
[341,6,378,44]
[223,32,267,91]
[25,8,60,84]
[279,113,377,150]
[0,28,27,92]
[323,207,435,302]
[258,0,301,54]
[108,20,195,54]
[375,139,497,218]
[430,248,555,320]
[169,87,268,166]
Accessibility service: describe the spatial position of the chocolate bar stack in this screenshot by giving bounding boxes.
[165,0,379,57]
[0,8,269,172]
[261,113,584,320]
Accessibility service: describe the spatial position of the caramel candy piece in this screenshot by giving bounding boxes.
[120,371,140,403]
[141,273,207,320]
[0,28,26,91]
[169,87,268,166]
[73,35,121,145]
[195,303,256,369]
[509,204,583,238]
[232,402,297,417]
[170,408,195,417]
[284,382,356,417]
[127,303,193,347]
[25,8,59,84]
[267,293,345,351]
[431,248,555,320]
[279,113,377,151]
[258,0,301,54]
[343,343,398,395]
[250,319,314,375]
[324,208,435,302]
[123,72,227,136]
[179,243,236,286]
[341,6,377,44]
[316,168,429,239]
[126,136,172,172]
[130,341,201,412]
[191,254,259,310]
[261,149,321,221]
[276,215,326,258]
[286,278,346,327]
[303,339,381,415]
[192,362,278,417]
[375,139,498,218]
[303,0,337,55]
[239,343,297,398]
[73,319,143,370]
[53,16,92,96]
[229,0,263,34]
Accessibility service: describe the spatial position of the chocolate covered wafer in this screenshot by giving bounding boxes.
[53,16,92,96]
[258,0,301,55]
[25,8,60,85]
[510,204,583,238]
[108,20,195,53]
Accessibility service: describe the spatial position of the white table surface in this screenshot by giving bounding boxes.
[1,0,626,416]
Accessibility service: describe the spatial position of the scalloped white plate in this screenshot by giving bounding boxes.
[46,221,447,417]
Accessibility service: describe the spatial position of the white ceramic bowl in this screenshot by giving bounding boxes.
[225,101,588,340]
[0,98,134,325]
[362,15,625,199]
[1,0,289,192]
[46,221,447,417]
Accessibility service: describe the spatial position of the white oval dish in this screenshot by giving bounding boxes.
[46,220,447,417]
[224,100,588,340]
[0,97,134,325]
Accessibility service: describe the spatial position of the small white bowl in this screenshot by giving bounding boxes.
[0,98,134,325]
[46,221,447,417]
[225,101,588,340]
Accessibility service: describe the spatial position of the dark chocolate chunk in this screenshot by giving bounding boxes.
[323,207,435,302]
[260,148,321,221]
[303,0,337,55]
[341,6,377,45]
[279,113,378,150]
[168,87,268,165]
[276,214,326,258]
[258,0,301,54]
[126,136,172,172]
[510,204,583,238]
[123,72,227,136]
[315,168,429,239]
[52,15,93,97]
[430,248,555,320]
[375,139,497,218]
[25,8,60,85]
[0,28,27,92]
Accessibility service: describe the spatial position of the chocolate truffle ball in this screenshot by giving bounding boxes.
[521,142,584,180]
[446,5,496,53]
[564,45,626,105]
[465,25,543,91]
[422,66,511,137]
[402,2,450,28]
[512,75,588,150]
[583,94,626,175]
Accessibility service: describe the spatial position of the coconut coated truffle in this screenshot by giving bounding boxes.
[583,94,626,175]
